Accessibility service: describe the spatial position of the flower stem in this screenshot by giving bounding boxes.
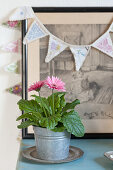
[39,91,47,117]
[52,89,54,114]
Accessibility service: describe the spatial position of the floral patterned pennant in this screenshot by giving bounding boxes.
[4,61,21,74]
[108,22,113,33]
[91,32,113,58]
[23,21,47,44]
[6,83,22,96]
[1,39,21,53]
[45,36,68,62]
[9,6,35,21]
[2,21,21,30]
[70,46,90,71]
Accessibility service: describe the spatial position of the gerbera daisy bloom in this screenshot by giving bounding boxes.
[28,81,45,92]
[45,76,66,92]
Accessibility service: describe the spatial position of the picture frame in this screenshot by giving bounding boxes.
[22,7,113,139]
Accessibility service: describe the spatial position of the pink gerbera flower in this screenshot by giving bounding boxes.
[28,81,45,92]
[45,76,66,92]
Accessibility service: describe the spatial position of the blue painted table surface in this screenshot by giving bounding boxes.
[17,139,113,170]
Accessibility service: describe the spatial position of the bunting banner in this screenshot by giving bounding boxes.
[91,32,113,58]
[23,21,47,44]
[1,6,113,73]
[2,21,21,30]
[108,22,113,33]
[18,6,113,71]
[6,83,22,96]
[45,36,68,63]
[70,46,90,71]
[1,39,21,53]
[4,60,21,74]
[9,6,35,21]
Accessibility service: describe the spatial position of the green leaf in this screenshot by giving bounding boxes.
[47,92,66,101]
[31,95,40,103]
[52,126,65,132]
[61,110,84,137]
[62,99,80,113]
[16,112,42,129]
[47,92,66,114]
[39,114,61,129]
[56,94,66,114]
[16,113,33,121]
[54,92,66,97]
[32,112,42,120]
[17,99,42,114]
[32,95,52,115]
[48,94,60,113]
[52,122,65,132]
[17,120,35,129]
[60,94,66,108]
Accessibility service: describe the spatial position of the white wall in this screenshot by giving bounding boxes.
[0,1,113,170]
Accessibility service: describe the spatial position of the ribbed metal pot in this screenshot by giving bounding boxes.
[33,126,71,161]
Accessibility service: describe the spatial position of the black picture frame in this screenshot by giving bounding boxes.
[22,7,113,139]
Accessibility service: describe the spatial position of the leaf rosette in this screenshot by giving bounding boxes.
[16,77,85,137]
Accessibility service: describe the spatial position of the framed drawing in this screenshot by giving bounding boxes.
[22,7,113,139]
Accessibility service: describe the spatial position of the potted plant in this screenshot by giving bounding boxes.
[16,76,84,161]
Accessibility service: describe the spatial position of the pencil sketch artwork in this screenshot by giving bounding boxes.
[39,24,113,120]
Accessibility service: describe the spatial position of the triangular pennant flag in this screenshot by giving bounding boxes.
[4,60,21,74]
[70,46,90,71]
[6,83,22,96]
[23,21,47,44]
[92,32,113,58]
[108,22,113,33]
[45,36,68,62]
[9,6,35,21]
[2,21,21,30]
[1,40,21,53]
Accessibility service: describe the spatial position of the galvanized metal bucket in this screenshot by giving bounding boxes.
[33,126,71,161]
